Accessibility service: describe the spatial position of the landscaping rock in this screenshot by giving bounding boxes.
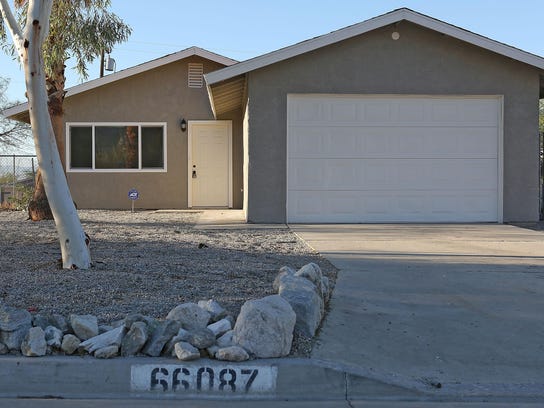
[217,330,234,348]
[99,325,114,334]
[216,346,249,362]
[32,314,52,330]
[142,319,181,357]
[80,325,125,354]
[0,342,8,355]
[187,328,216,349]
[51,314,70,334]
[166,303,210,331]
[233,295,295,358]
[198,299,228,322]
[32,314,70,335]
[207,318,232,337]
[21,327,47,357]
[164,327,191,356]
[295,263,324,299]
[61,334,81,355]
[277,274,323,337]
[69,314,98,341]
[207,345,219,358]
[44,326,63,349]
[94,345,119,359]
[0,304,32,350]
[272,266,296,292]
[124,313,155,330]
[120,321,148,356]
[322,276,331,302]
[174,341,200,361]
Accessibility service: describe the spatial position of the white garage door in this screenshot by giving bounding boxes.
[287,95,501,223]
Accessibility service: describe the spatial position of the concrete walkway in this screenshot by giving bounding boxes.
[193,209,286,229]
[291,224,544,399]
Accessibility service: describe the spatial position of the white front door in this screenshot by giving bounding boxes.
[188,121,232,207]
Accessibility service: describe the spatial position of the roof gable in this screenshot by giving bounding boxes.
[205,8,544,86]
[3,46,237,121]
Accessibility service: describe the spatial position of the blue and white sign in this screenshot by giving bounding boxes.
[128,189,139,200]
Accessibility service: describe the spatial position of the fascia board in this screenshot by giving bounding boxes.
[3,47,238,118]
[408,11,544,70]
[2,103,25,118]
[206,13,398,84]
[66,46,237,98]
[206,8,544,85]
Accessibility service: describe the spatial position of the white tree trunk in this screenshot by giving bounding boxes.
[1,0,91,269]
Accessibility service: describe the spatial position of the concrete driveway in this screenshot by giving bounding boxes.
[290,224,544,398]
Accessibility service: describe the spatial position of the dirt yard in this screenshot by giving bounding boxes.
[0,209,337,355]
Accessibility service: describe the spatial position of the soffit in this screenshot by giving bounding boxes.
[207,75,246,116]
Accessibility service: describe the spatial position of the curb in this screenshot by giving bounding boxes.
[2,356,542,403]
[0,356,422,401]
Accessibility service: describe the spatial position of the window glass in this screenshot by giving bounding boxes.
[95,126,139,169]
[141,126,164,168]
[68,123,165,171]
[70,126,92,168]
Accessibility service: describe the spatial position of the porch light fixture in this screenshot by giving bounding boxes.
[180,118,187,132]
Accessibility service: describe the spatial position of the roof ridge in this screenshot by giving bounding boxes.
[205,7,544,86]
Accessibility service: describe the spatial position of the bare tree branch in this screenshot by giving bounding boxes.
[0,77,31,151]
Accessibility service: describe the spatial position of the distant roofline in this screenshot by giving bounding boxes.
[3,46,237,118]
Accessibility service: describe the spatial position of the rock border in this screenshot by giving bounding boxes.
[0,263,330,362]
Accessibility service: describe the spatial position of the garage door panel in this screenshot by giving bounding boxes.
[290,96,499,126]
[331,102,359,122]
[287,95,500,223]
[290,158,497,191]
[289,126,497,159]
[288,190,498,223]
[289,158,366,189]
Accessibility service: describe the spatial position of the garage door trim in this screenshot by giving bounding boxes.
[286,94,504,223]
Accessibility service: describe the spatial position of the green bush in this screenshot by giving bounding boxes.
[7,185,34,211]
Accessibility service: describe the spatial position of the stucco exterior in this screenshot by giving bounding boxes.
[244,21,542,223]
[63,55,243,210]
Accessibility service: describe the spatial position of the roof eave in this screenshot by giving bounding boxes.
[3,46,238,121]
[2,103,28,121]
[206,8,544,85]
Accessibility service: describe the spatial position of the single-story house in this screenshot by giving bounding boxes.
[5,8,544,223]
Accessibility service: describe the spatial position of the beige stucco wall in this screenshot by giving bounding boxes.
[245,21,542,223]
[64,56,243,209]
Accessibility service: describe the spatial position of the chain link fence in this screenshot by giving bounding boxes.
[0,154,38,209]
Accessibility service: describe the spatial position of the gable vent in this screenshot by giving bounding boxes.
[188,63,204,88]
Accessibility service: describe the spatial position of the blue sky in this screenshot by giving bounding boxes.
[1,0,544,102]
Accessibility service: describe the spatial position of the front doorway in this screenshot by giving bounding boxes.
[188,121,232,208]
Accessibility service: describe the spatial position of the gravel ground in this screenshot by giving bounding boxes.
[0,209,337,356]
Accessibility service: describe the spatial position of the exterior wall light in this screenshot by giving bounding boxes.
[180,118,187,132]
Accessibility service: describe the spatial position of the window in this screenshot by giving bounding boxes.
[67,123,166,172]
[188,63,203,88]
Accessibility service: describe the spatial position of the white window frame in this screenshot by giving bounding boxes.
[66,122,168,173]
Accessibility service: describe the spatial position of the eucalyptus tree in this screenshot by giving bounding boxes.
[0,0,92,269]
[2,0,131,220]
